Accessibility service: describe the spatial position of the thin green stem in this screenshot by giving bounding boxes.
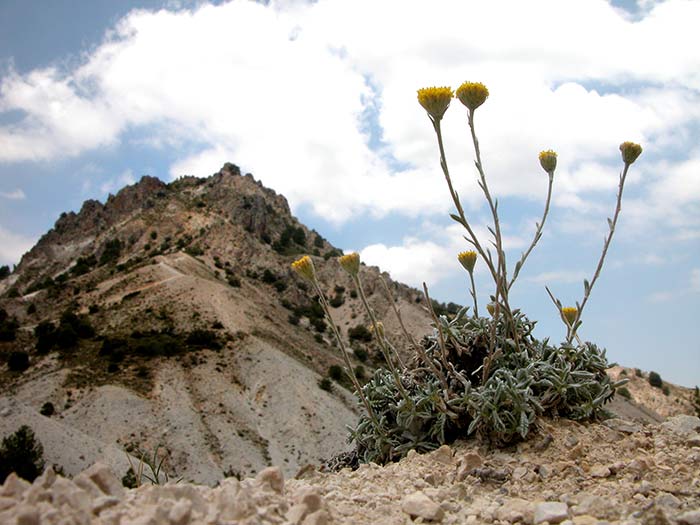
[567,163,631,344]
[508,172,554,291]
[432,118,499,285]
[351,273,412,404]
[468,271,479,317]
[311,280,383,434]
[378,276,451,395]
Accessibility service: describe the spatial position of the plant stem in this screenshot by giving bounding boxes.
[468,271,479,317]
[567,163,630,344]
[508,172,554,291]
[379,275,450,393]
[351,273,412,404]
[310,280,383,433]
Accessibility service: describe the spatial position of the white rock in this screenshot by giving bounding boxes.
[302,509,331,525]
[678,510,700,525]
[286,503,309,524]
[256,466,284,493]
[78,462,124,498]
[402,491,444,522]
[654,492,681,509]
[168,498,192,525]
[495,497,534,524]
[432,445,454,465]
[534,502,569,525]
[14,504,40,525]
[662,415,700,435]
[0,473,30,499]
[589,465,611,478]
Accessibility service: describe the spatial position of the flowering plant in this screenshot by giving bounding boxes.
[292,82,639,464]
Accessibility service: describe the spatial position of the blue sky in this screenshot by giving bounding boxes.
[1,0,698,387]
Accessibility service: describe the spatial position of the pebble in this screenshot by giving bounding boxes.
[432,445,454,465]
[401,491,444,522]
[678,510,700,525]
[534,502,569,525]
[589,465,611,478]
[256,466,285,493]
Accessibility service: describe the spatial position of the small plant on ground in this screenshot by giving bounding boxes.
[0,425,46,483]
[125,444,181,487]
[648,371,663,389]
[291,81,638,464]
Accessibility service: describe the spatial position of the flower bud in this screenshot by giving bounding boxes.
[417,86,454,121]
[486,303,496,317]
[619,142,642,165]
[291,255,315,281]
[370,321,385,338]
[455,81,489,111]
[562,306,578,326]
[538,150,557,174]
[457,250,477,274]
[338,252,360,276]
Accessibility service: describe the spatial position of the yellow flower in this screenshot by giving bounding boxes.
[562,306,578,326]
[417,86,454,121]
[619,142,642,165]
[338,252,360,276]
[457,250,477,273]
[291,255,315,281]
[455,81,489,111]
[538,150,557,174]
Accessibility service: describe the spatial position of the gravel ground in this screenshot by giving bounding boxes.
[2,414,699,524]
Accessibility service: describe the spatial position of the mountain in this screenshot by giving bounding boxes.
[0,163,432,485]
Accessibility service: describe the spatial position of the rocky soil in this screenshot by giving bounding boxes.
[2,414,699,525]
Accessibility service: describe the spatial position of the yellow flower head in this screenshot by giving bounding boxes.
[456,81,489,111]
[619,142,642,165]
[486,303,497,317]
[457,250,477,273]
[539,150,557,174]
[562,306,578,326]
[338,252,360,276]
[417,86,454,121]
[370,321,385,338]
[291,255,316,281]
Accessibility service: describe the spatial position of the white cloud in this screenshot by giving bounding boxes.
[691,268,700,293]
[0,226,35,265]
[0,0,699,226]
[527,270,588,285]
[100,169,136,195]
[0,188,25,200]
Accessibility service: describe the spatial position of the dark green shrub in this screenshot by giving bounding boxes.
[0,425,45,483]
[122,467,138,488]
[323,248,343,260]
[27,303,36,315]
[292,227,306,246]
[228,276,241,287]
[35,321,57,353]
[648,371,663,389]
[314,333,324,344]
[261,269,277,284]
[313,234,325,248]
[56,324,78,350]
[274,280,287,292]
[635,368,643,378]
[318,378,332,392]
[662,385,670,396]
[186,329,222,350]
[328,365,344,381]
[72,254,97,276]
[7,288,20,298]
[7,351,29,372]
[617,387,632,400]
[0,309,18,341]
[348,324,372,342]
[354,365,366,381]
[150,231,158,240]
[349,290,358,299]
[0,265,10,280]
[287,314,300,325]
[311,317,326,333]
[89,304,99,314]
[40,402,55,417]
[353,348,368,362]
[107,363,119,373]
[100,239,122,266]
[185,245,204,257]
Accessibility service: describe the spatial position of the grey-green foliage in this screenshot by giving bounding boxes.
[349,307,621,464]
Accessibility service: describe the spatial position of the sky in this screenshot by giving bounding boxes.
[0,0,698,387]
